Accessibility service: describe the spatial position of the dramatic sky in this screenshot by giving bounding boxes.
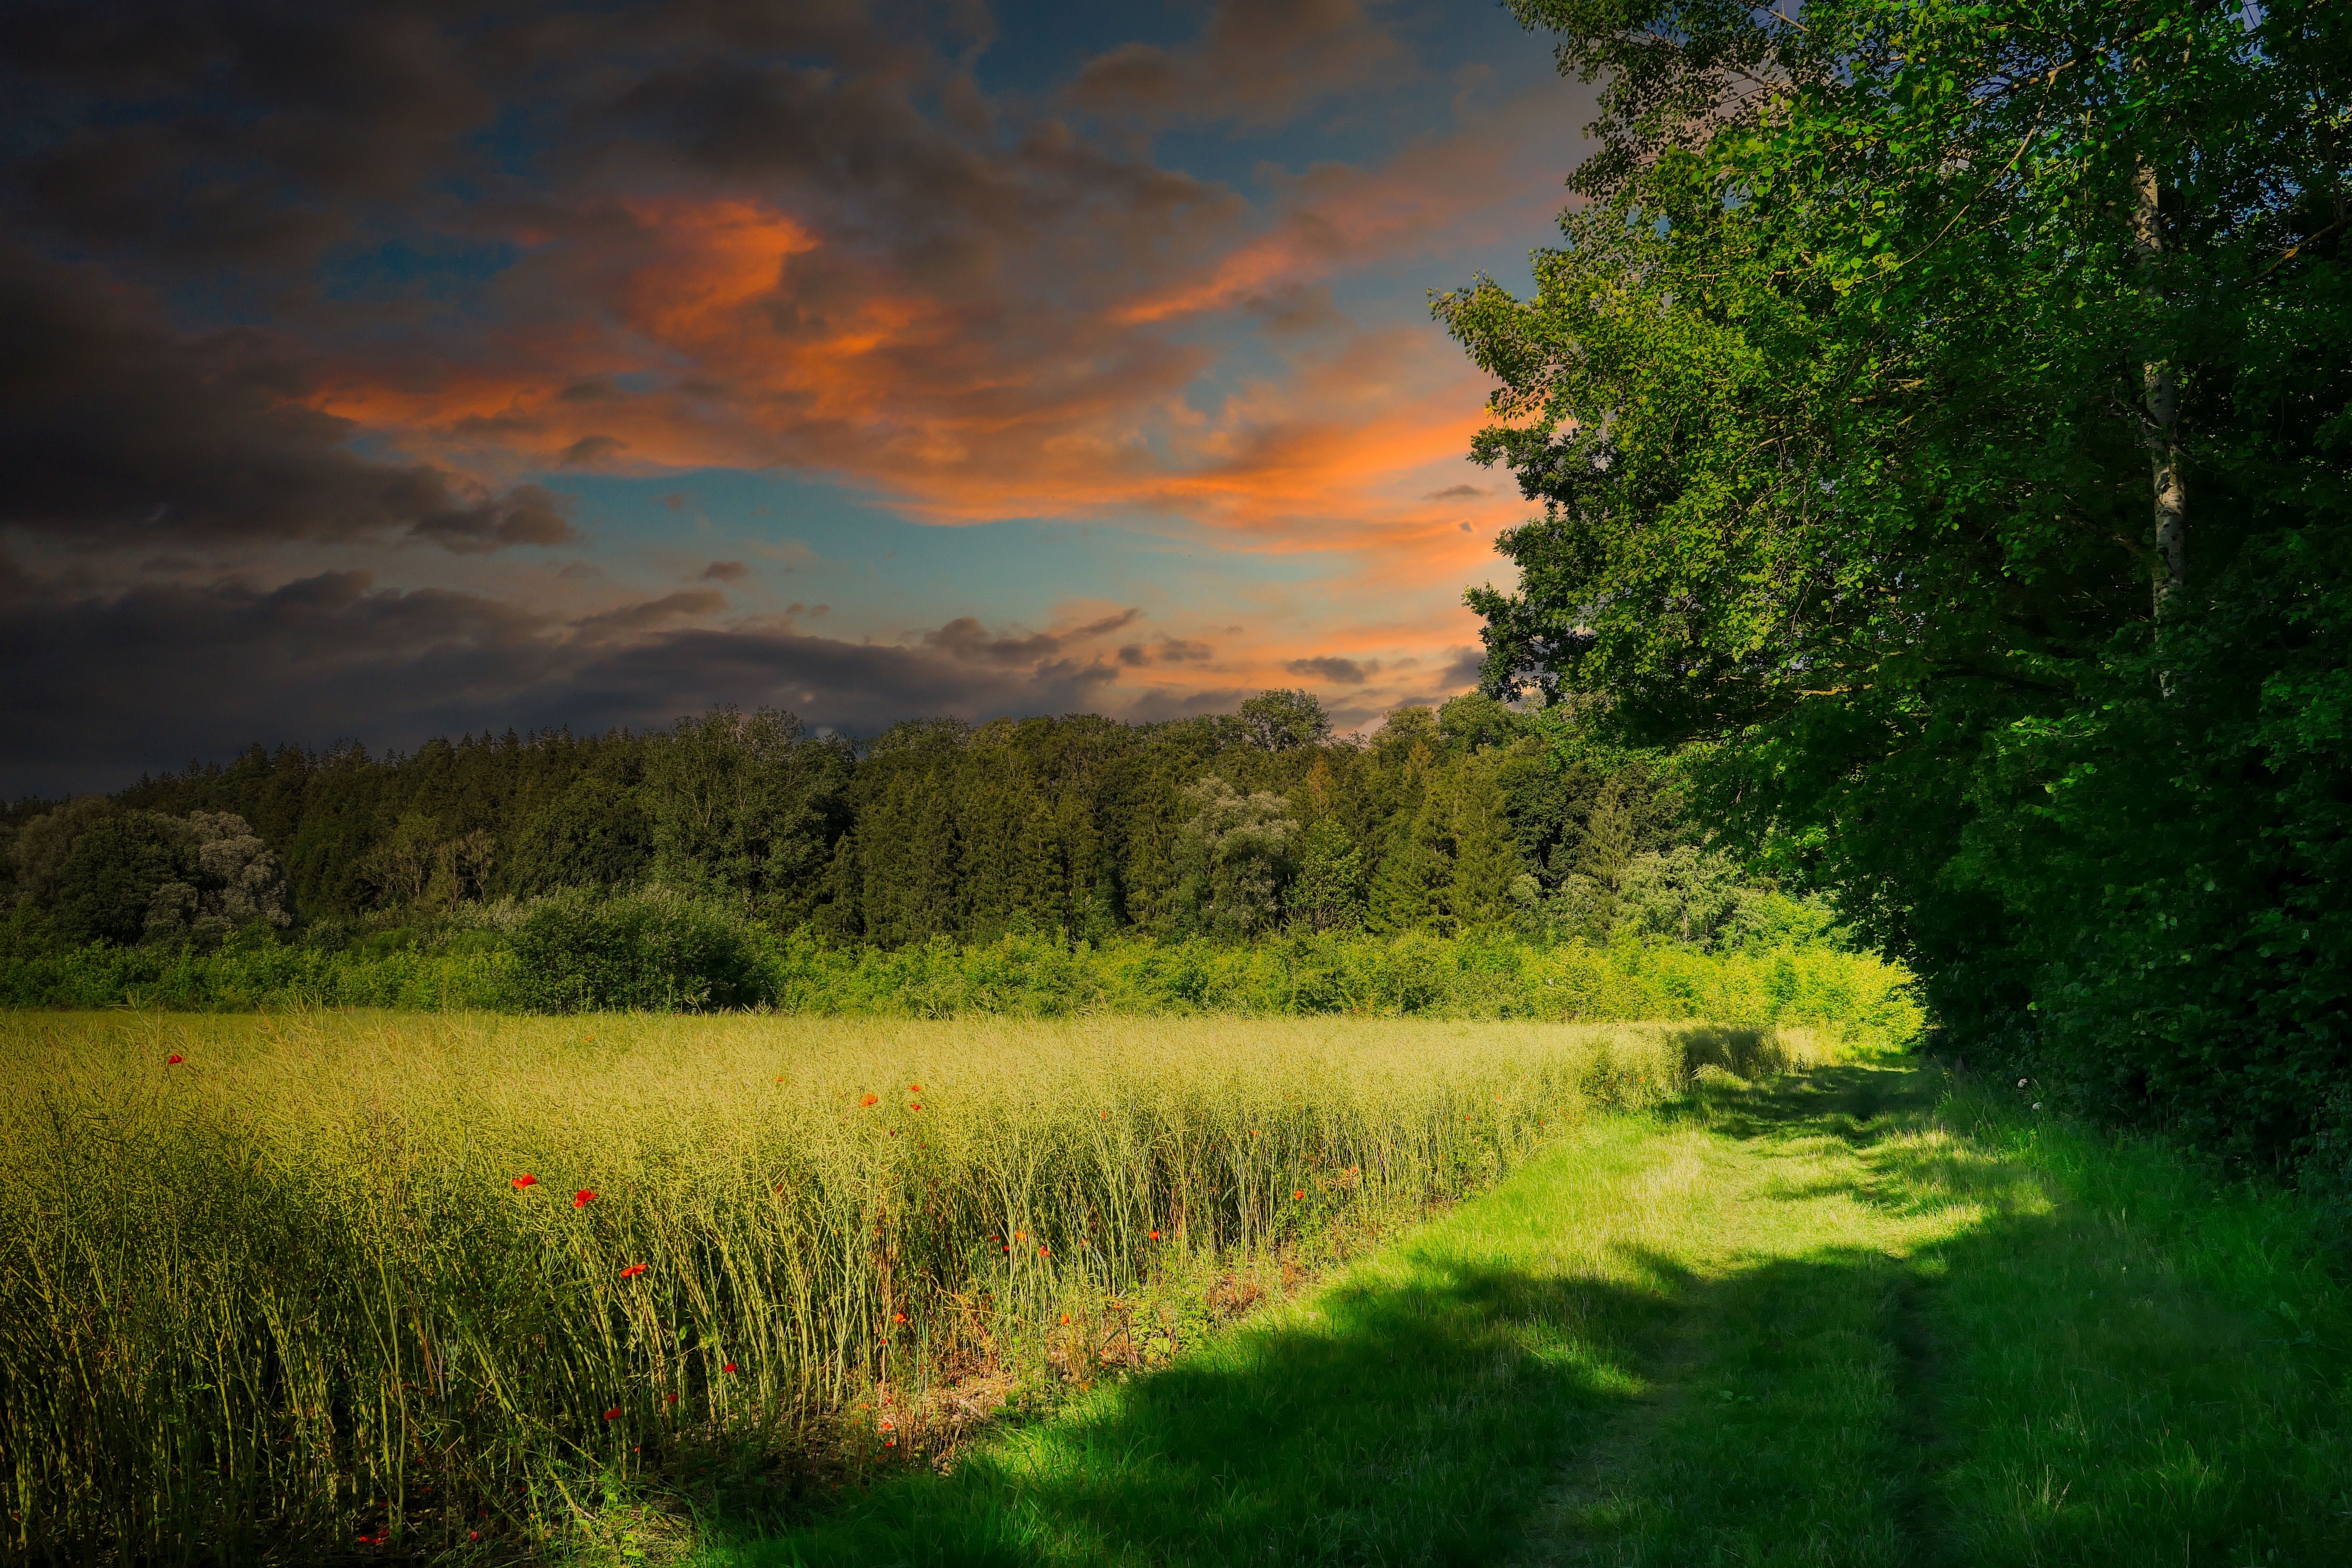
[1,0,1594,798]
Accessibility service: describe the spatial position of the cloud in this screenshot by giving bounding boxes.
[0,562,1127,796]
[0,1,1588,790]
[1286,655,1375,684]
[1070,0,1404,128]
[572,589,726,638]
[0,249,576,553]
[558,434,627,467]
[921,607,1141,666]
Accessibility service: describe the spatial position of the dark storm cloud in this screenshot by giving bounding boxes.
[1069,0,1403,128]
[1286,654,1373,684]
[0,565,1127,797]
[0,250,575,552]
[921,607,1140,665]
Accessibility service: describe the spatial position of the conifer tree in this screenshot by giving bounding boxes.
[1367,744,1446,934]
[1443,759,1520,931]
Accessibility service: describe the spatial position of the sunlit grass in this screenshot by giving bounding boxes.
[704,1055,2352,1567]
[0,1010,1820,1562]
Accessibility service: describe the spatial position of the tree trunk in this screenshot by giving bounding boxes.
[2133,154,2186,614]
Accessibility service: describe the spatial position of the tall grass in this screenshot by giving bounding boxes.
[0,1011,1833,1563]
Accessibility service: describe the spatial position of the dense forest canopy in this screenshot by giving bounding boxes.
[1441,0,2350,1174]
[0,691,1834,960]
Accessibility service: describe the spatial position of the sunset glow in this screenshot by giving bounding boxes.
[0,0,1593,793]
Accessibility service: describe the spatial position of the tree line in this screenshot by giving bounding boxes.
[0,691,1837,958]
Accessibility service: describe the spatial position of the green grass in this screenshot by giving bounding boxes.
[699,1054,2352,1567]
[6,1011,1805,1562]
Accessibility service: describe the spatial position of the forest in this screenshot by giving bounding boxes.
[0,689,1850,1005]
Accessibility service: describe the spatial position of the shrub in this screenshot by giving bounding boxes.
[503,887,769,1013]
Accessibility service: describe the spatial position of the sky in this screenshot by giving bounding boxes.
[0,0,1595,799]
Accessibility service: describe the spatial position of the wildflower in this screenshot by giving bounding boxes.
[573,1189,598,1208]
[861,1093,878,1107]
[2019,1078,2029,1088]
[618,1264,647,1279]
[1293,1189,1305,1200]
[666,1393,679,1405]
[909,1083,923,1093]
[1059,1313,1071,1325]
[167,1054,185,1065]
[470,1532,482,1543]
[909,1103,923,1112]
[511,1174,538,1190]
[1038,1245,1049,1257]
[602,1408,620,1421]
[1150,1230,1161,1241]
[1014,1230,1026,1241]
[723,1362,739,1374]
[893,1312,906,1323]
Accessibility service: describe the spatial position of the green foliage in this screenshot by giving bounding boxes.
[504,888,771,1013]
[759,930,1919,1039]
[53,813,187,946]
[1169,778,1296,938]
[1285,818,1366,932]
[1443,1,2352,1173]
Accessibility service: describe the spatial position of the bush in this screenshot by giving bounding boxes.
[502,887,769,1013]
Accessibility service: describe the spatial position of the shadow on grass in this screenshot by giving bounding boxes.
[715,1245,1685,1567]
[698,1058,2352,1568]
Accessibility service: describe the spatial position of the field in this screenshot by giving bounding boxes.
[9,1009,2347,1567]
[0,1010,1822,1562]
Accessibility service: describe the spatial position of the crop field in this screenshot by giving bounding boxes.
[0,1010,1831,1562]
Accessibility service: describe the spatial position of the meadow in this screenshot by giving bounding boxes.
[0,1009,1841,1563]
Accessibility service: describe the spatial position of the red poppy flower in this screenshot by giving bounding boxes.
[166,1054,184,1065]
[909,1103,923,1112]
[1294,1189,1305,1200]
[602,1408,619,1421]
[908,1083,923,1093]
[1059,1313,1071,1325]
[723,1362,739,1374]
[618,1264,647,1279]
[1150,1230,1161,1241]
[666,1392,679,1404]
[470,1531,482,1542]
[1014,1231,1026,1241]
[892,1311,906,1323]
[861,1093,878,1107]
[1038,1245,1049,1257]
[573,1190,597,1208]
[511,1174,537,1189]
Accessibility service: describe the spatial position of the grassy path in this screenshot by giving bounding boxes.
[702,1055,2352,1566]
